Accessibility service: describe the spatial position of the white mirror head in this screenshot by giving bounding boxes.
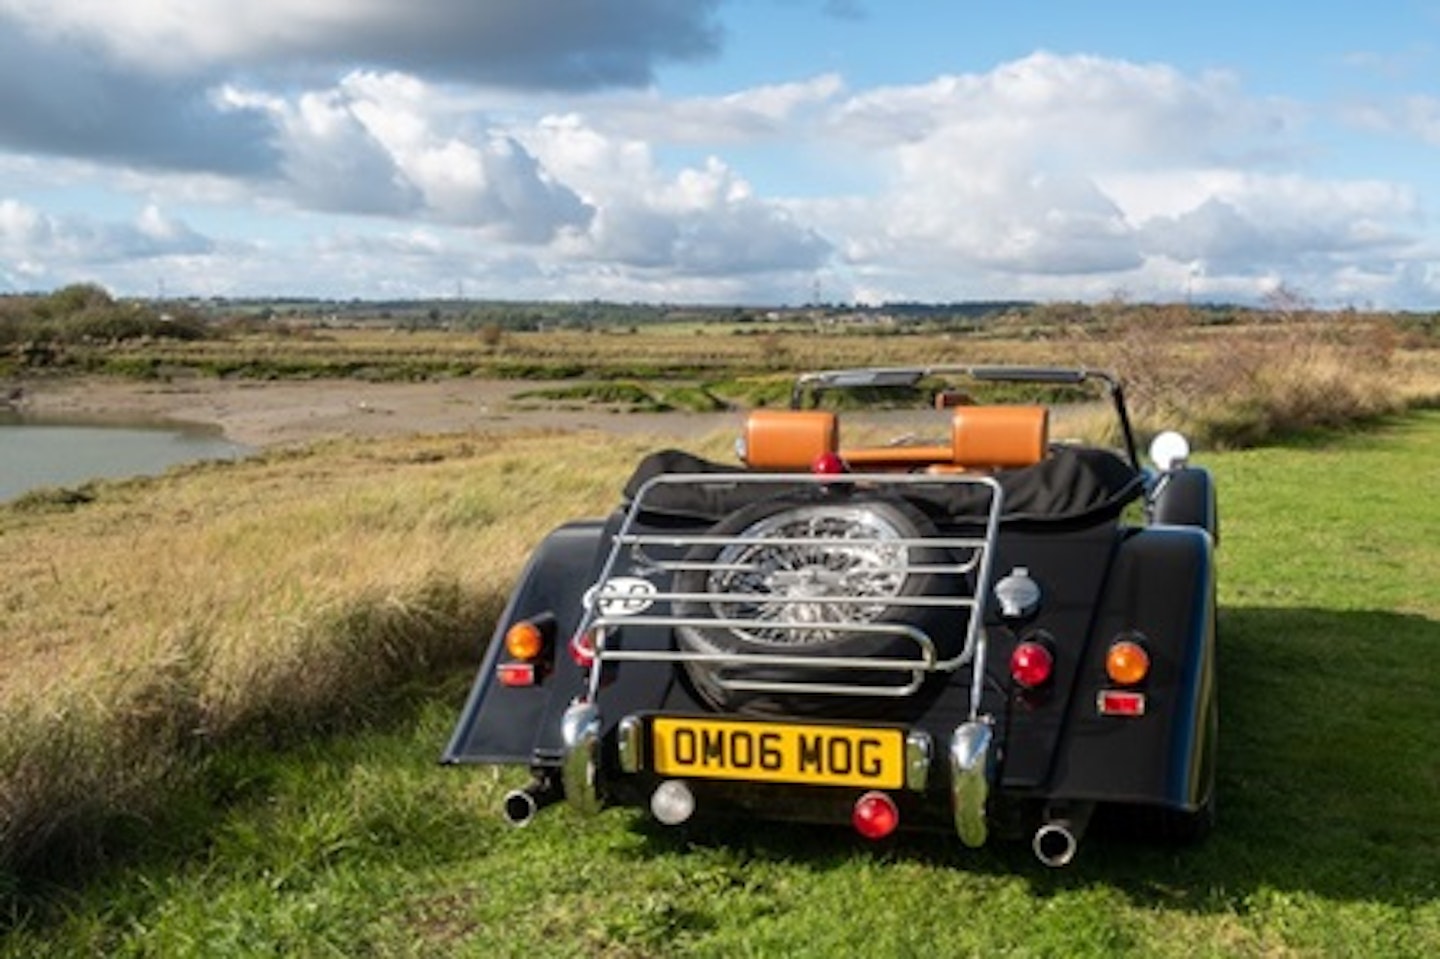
[1148,430,1191,471]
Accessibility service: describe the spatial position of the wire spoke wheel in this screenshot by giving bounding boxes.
[672,494,963,715]
[706,505,910,645]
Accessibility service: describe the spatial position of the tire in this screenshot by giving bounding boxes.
[672,493,966,715]
[1155,791,1217,844]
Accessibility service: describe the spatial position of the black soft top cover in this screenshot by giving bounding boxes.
[622,445,1144,527]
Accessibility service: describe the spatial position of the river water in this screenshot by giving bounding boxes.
[0,413,250,502]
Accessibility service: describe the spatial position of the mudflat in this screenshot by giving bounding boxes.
[14,377,735,447]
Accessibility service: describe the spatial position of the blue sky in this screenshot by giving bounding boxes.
[2,1,1438,307]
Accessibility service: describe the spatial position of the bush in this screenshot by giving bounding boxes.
[0,285,210,351]
[1100,306,1405,447]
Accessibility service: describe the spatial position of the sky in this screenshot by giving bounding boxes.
[2,1,1439,308]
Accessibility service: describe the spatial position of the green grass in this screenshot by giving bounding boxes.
[3,414,1439,956]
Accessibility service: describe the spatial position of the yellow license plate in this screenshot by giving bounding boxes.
[650,717,904,788]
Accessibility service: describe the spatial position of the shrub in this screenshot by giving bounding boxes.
[1099,306,1405,447]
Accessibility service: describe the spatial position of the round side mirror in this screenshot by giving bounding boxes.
[1148,430,1190,471]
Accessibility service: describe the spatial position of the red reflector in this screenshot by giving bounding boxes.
[569,629,597,668]
[497,662,537,687]
[1097,689,1146,716]
[812,451,847,475]
[1009,641,1054,689]
[852,791,900,840]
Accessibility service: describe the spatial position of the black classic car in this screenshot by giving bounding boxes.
[444,365,1218,866]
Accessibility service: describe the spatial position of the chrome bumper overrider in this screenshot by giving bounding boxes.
[561,700,602,815]
[949,719,993,848]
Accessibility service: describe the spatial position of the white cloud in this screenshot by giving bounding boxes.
[830,53,1293,164]
[527,119,832,276]
[1,26,1435,307]
[1345,94,1440,147]
[275,89,423,216]
[792,52,1427,303]
[591,74,847,145]
[0,199,215,290]
[218,72,594,240]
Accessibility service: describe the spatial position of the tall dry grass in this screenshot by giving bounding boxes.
[0,429,665,883]
[1077,306,1428,448]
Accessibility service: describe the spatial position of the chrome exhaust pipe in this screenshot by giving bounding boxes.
[1032,804,1093,868]
[501,774,561,828]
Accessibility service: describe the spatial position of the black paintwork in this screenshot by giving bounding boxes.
[444,367,1219,846]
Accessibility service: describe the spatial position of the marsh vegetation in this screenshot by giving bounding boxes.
[1,294,1438,954]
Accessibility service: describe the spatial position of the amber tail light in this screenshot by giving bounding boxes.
[505,621,547,661]
[1105,637,1150,686]
[496,616,555,688]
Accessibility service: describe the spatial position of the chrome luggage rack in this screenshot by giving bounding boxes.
[576,472,1004,713]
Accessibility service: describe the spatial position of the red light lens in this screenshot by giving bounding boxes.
[496,662,536,687]
[812,451,847,475]
[1097,689,1146,717]
[852,791,899,840]
[1009,641,1054,689]
[568,629,597,668]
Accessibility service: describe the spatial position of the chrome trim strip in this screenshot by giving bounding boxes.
[603,590,982,610]
[720,675,924,697]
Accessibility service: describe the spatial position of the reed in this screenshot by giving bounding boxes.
[0,429,668,882]
[1082,306,1425,447]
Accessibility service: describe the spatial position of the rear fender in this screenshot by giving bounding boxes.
[1153,466,1218,542]
[441,519,608,766]
[1048,526,1217,810]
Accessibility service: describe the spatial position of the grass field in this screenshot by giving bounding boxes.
[2,408,1438,956]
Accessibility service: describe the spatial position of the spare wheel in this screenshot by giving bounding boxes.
[671,494,966,715]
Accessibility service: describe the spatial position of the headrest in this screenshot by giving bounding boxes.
[741,409,839,470]
[950,405,1049,469]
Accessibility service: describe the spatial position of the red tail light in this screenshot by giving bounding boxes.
[812,451,847,475]
[569,628,598,668]
[852,791,899,840]
[1009,640,1054,689]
